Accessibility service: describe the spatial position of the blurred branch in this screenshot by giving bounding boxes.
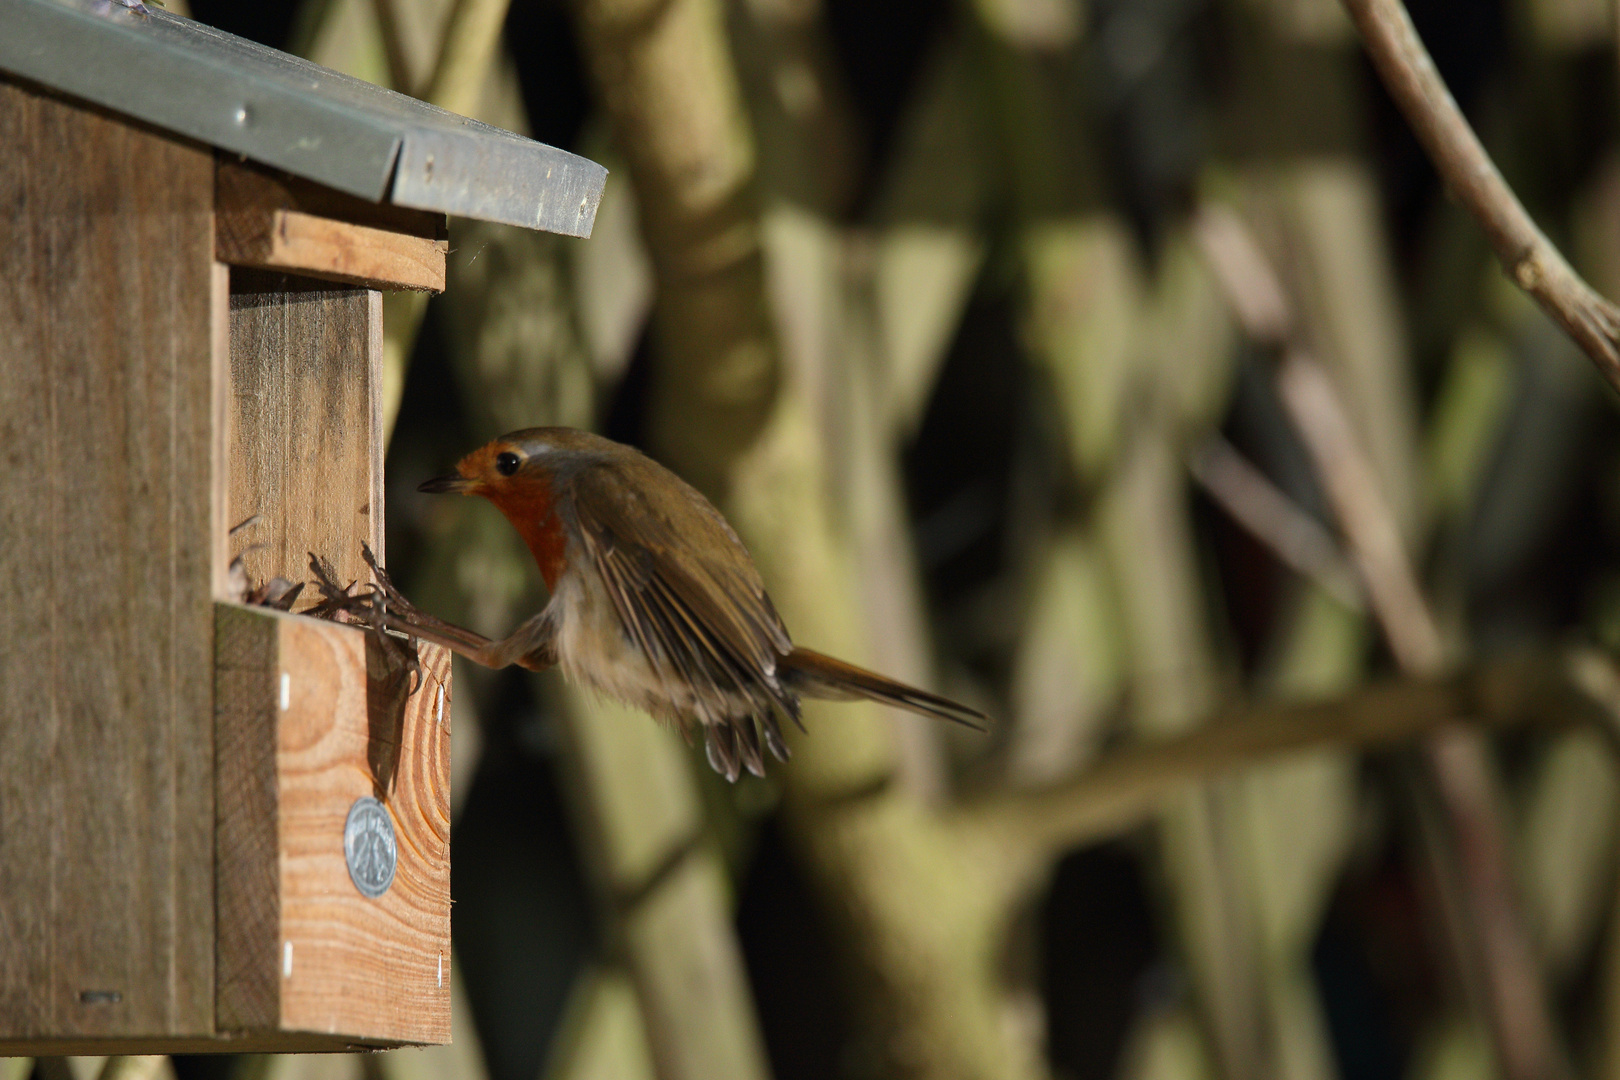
[1196,203,1574,1080]
[96,1061,170,1080]
[1338,0,1620,393]
[1100,405,1268,1080]
[1275,354,1445,666]
[420,0,512,114]
[572,0,778,494]
[730,0,863,214]
[422,148,768,1080]
[1194,207,1437,666]
[553,688,773,1080]
[1188,435,1364,611]
[578,0,1059,1073]
[963,648,1617,889]
[348,0,518,444]
[543,965,657,1080]
[368,0,415,93]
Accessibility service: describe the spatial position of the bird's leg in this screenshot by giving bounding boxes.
[478,608,559,670]
[324,544,558,672]
[357,606,555,671]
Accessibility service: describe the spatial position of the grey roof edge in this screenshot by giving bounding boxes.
[1,0,606,237]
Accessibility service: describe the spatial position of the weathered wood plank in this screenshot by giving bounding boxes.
[216,161,446,293]
[220,209,446,294]
[0,77,217,1039]
[0,78,59,1043]
[228,271,382,606]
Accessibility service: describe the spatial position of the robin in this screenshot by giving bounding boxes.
[353,427,987,781]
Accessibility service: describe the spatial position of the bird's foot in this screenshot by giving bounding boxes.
[303,547,405,631]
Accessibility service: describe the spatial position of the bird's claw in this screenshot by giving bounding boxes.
[305,545,430,636]
[304,551,370,620]
[358,541,416,614]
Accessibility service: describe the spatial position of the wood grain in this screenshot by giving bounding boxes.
[213,605,452,1045]
[280,616,452,1042]
[227,270,383,605]
[216,161,447,293]
[0,76,217,1040]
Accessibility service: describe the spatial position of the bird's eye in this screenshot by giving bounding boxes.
[495,451,521,477]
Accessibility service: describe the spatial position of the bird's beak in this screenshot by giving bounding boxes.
[419,473,473,494]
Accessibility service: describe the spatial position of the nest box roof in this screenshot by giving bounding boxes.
[1,0,606,237]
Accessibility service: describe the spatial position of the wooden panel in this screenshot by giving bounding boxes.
[211,262,234,601]
[0,1032,407,1056]
[214,605,452,1046]
[216,161,447,292]
[228,270,383,605]
[214,607,281,1033]
[279,615,452,1042]
[0,78,217,1038]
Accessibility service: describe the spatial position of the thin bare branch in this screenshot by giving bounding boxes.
[1188,435,1364,611]
[1339,0,1620,393]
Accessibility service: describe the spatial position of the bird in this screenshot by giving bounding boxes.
[358,427,988,781]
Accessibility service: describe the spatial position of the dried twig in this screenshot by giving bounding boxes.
[1339,0,1620,393]
[225,514,304,610]
[308,544,512,668]
[306,548,425,699]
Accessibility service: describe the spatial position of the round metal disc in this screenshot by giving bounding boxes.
[343,796,397,899]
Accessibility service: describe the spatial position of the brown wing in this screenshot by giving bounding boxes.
[567,457,801,732]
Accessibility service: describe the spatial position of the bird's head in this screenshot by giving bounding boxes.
[421,428,619,588]
[418,427,611,508]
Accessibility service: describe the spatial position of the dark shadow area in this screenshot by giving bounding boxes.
[735,815,853,1080]
[1040,842,1160,1080]
[453,725,597,1080]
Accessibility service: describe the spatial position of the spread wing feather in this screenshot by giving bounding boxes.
[571,460,799,731]
[565,456,980,772]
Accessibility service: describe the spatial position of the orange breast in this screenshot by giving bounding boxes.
[489,481,570,591]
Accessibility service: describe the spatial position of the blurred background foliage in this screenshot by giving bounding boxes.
[22,0,1620,1077]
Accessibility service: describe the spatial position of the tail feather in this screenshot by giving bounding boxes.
[781,647,990,731]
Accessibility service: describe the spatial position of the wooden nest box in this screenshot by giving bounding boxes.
[0,0,605,1054]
